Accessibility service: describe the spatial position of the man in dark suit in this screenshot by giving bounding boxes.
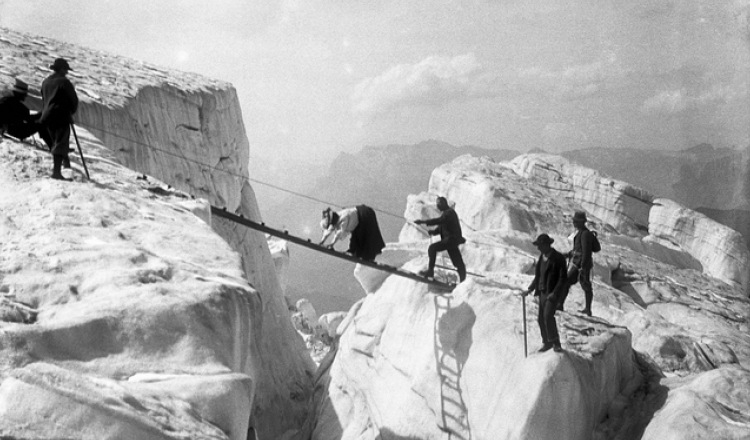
[0,79,38,141]
[414,196,467,282]
[523,233,567,353]
[40,57,78,180]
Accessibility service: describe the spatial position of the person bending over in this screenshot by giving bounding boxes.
[319,205,385,261]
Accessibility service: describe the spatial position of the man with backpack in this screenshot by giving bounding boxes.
[559,210,599,316]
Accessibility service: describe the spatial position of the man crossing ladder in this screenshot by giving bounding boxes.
[414,196,467,283]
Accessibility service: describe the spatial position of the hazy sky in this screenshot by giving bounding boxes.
[1,0,748,164]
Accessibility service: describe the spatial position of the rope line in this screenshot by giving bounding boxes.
[75,122,410,220]
[73,122,493,246]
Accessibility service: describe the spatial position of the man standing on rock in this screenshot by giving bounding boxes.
[523,233,566,353]
[414,196,467,283]
[40,57,78,180]
[558,211,596,316]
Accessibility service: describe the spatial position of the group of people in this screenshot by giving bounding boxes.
[318,196,468,282]
[0,57,79,180]
[7,57,598,360]
[317,197,599,356]
[523,211,597,353]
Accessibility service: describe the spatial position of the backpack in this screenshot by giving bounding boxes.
[590,231,601,253]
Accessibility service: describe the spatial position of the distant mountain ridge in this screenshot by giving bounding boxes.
[561,144,750,211]
[264,140,749,313]
[317,139,519,236]
[263,140,519,313]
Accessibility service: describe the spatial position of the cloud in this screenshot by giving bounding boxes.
[516,52,625,101]
[352,53,500,114]
[642,90,687,113]
[642,81,748,114]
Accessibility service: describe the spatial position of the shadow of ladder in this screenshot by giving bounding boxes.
[433,295,472,440]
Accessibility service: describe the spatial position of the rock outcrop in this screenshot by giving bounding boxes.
[309,153,750,439]
[640,366,750,440]
[649,198,750,290]
[1,28,314,439]
[312,276,642,440]
[509,154,653,235]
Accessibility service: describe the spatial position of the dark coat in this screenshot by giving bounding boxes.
[423,208,465,244]
[40,72,78,125]
[572,228,594,269]
[347,205,386,261]
[528,248,567,298]
[0,95,32,127]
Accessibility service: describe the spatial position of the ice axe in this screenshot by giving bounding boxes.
[522,291,528,358]
[70,123,90,180]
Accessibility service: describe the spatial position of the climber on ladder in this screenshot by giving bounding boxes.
[319,205,386,262]
[414,196,467,283]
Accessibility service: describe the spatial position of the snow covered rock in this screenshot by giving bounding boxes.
[308,153,750,439]
[640,366,750,440]
[0,27,315,440]
[311,277,642,440]
[509,153,654,235]
[649,198,750,289]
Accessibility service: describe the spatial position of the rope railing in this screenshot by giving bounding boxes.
[75,122,411,220]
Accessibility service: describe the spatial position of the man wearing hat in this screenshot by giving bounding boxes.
[0,78,39,140]
[414,196,467,283]
[523,233,567,353]
[39,57,78,180]
[559,211,596,316]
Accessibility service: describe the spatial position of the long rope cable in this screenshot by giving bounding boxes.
[75,122,412,220]
[72,121,496,250]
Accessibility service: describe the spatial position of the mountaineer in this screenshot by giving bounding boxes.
[40,57,78,180]
[0,79,39,141]
[414,196,467,283]
[522,233,566,353]
[319,205,386,261]
[558,211,598,316]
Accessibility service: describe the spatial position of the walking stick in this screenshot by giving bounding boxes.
[70,123,90,180]
[522,293,528,358]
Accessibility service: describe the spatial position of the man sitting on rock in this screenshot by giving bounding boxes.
[414,196,467,283]
[0,79,39,141]
[523,233,567,353]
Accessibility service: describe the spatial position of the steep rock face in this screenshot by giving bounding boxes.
[310,153,750,439]
[0,139,258,439]
[408,155,750,367]
[312,275,641,440]
[428,154,748,293]
[649,198,750,289]
[509,154,653,235]
[0,28,314,439]
[640,366,750,440]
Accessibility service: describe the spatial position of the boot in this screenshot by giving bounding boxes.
[51,155,67,181]
[537,342,554,353]
[419,269,434,279]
